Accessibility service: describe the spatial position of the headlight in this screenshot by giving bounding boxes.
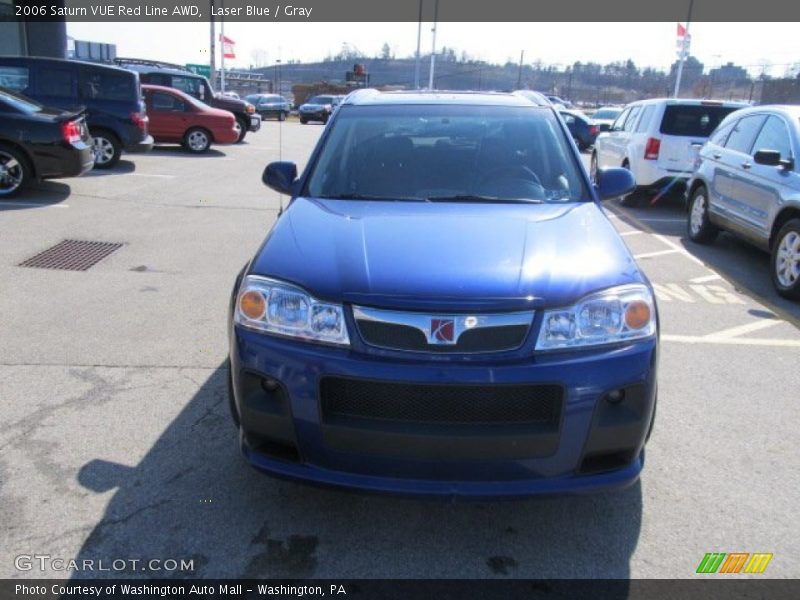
[235,276,349,346]
[535,284,655,350]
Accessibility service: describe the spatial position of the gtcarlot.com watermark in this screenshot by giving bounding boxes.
[15,554,194,573]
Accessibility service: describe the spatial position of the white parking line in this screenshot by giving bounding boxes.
[690,273,722,283]
[706,319,783,340]
[0,202,69,209]
[633,249,680,259]
[662,334,800,347]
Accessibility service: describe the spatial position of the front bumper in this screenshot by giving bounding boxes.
[300,110,329,121]
[231,326,658,497]
[248,114,262,132]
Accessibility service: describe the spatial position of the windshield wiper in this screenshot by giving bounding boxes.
[316,193,412,201]
[427,194,543,204]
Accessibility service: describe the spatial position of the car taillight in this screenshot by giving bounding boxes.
[590,125,599,137]
[131,111,148,130]
[62,120,82,144]
[644,137,661,160]
[246,104,255,114]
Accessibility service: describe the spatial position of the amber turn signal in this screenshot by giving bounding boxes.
[624,300,651,330]
[239,290,266,320]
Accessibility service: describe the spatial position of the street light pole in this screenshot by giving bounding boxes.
[427,0,439,90]
[209,0,216,89]
[413,0,423,89]
[673,0,694,98]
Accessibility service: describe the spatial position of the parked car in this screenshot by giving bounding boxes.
[547,95,574,109]
[0,56,153,169]
[0,87,93,197]
[298,94,340,124]
[245,94,291,121]
[592,106,624,132]
[686,105,800,299]
[514,90,552,106]
[228,89,657,497]
[592,98,746,202]
[220,91,239,99]
[141,84,240,153]
[114,58,260,143]
[560,109,599,151]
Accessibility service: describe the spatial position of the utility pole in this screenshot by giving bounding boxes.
[516,50,524,88]
[219,0,226,93]
[209,0,216,89]
[413,0,423,89]
[673,0,694,98]
[427,0,439,90]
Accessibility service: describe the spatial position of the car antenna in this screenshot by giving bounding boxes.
[277,54,284,218]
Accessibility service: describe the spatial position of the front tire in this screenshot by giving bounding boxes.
[687,185,718,244]
[183,128,211,154]
[771,219,800,300]
[235,117,248,143]
[278,111,286,122]
[0,144,30,198]
[300,117,308,124]
[91,130,121,169]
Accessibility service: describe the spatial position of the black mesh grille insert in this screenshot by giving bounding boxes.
[356,320,529,353]
[320,378,563,425]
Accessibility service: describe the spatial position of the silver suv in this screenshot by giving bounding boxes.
[686,105,800,299]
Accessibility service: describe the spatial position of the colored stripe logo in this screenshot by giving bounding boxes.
[696,553,773,574]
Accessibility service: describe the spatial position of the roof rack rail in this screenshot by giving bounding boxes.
[114,57,193,73]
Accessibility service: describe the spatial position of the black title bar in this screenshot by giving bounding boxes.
[9,0,800,22]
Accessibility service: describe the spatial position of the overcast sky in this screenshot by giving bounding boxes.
[66,22,800,77]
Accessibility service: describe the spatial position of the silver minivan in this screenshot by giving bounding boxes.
[686,105,800,299]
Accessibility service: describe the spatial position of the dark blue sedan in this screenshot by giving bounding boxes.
[228,90,658,497]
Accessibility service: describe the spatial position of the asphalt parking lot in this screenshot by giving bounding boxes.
[1,122,798,580]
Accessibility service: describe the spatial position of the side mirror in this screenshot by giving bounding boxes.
[263,161,298,195]
[595,167,636,200]
[754,148,793,170]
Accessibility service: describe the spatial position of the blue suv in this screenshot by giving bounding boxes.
[228,90,658,497]
[0,57,153,168]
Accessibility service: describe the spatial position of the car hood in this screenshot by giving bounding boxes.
[212,95,248,111]
[249,198,643,311]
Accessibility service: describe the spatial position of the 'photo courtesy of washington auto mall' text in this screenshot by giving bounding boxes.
[1,0,799,598]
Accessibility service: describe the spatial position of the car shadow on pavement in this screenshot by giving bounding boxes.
[0,181,71,211]
[147,147,228,159]
[609,196,800,324]
[71,362,642,580]
[84,160,136,177]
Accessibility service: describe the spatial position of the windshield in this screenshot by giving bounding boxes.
[0,88,43,114]
[309,96,333,105]
[593,108,621,120]
[305,104,589,203]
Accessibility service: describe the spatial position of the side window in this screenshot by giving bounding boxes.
[150,92,185,112]
[36,67,75,97]
[561,113,575,125]
[144,73,170,86]
[636,106,655,133]
[171,76,204,100]
[611,108,630,131]
[709,121,735,147]
[751,116,793,159]
[724,115,767,155]
[623,106,642,132]
[79,70,135,101]
[0,66,30,92]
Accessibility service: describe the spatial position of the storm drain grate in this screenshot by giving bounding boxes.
[19,240,123,271]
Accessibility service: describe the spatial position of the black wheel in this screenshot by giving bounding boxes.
[226,358,240,427]
[771,218,800,300]
[687,185,719,244]
[0,143,31,198]
[590,152,599,184]
[322,114,329,125]
[278,111,286,122]
[91,130,121,169]
[235,117,248,143]
[300,117,308,124]
[183,128,211,153]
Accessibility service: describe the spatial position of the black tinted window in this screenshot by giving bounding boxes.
[752,116,792,159]
[725,115,767,154]
[37,68,74,97]
[150,91,185,111]
[79,70,135,101]
[306,104,588,203]
[660,105,739,137]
